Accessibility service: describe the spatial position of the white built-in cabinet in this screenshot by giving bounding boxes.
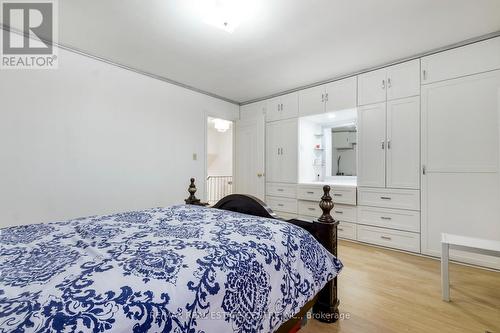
[357,97,420,189]
[237,36,500,269]
[358,59,420,105]
[266,118,298,183]
[356,59,421,254]
[298,77,357,116]
[357,61,420,190]
[420,41,500,268]
[266,92,299,122]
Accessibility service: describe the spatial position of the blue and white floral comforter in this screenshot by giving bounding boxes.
[0,204,342,333]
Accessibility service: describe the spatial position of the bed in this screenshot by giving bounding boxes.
[0,179,342,333]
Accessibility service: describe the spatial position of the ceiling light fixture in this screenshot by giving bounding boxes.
[198,0,256,33]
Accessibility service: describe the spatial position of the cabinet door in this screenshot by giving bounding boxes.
[325,76,357,112]
[386,97,420,189]
[357,69,387,106]
[265,122,281,182]
[421,37,500,84]
[357,103,386,187]
[332,132,351,148]
[386,60,420,101]
[421,70,500,173]
[280,92,299,120]
[265,97,281,122]
[298,85,325,116]
[279,118,298,183]
[240,102,266,120]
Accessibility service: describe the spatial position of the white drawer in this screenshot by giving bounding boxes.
[297,185,323,201]
[266,196,297,214]
[358,188,419,210]
[298,200,322,218]
[297,185,357,205]
[358,206,420,232]
[337,221,356,240]
[266,183,297,198]
[357,225,420,253]
[332,204,357,223]
[331,186,357,205]
[275,211,297,220]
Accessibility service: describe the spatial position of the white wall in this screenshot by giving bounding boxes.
[0,41,239,227]
[207,122,233,176]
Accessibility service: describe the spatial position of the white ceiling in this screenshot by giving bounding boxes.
[19,1,500,103]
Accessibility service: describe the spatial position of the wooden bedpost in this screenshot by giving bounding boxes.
[312,185,340,323]
[184,178,208,206]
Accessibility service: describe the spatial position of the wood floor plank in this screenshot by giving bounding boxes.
[300,240,500,333]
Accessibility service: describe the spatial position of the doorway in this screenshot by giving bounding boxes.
[206,117,233,205]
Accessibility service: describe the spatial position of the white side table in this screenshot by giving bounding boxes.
[441,233,500,301]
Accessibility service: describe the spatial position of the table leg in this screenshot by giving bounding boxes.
[441,242,450,301]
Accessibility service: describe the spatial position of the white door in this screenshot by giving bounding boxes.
[386,59,420,101]
[421,70,500,268]
[357,103,387,187]
[298,85,325,116]
[265,97,281,122]
[280,92,299,120]
[325,76,357,113]
[386,97,420,189]
[234,115,266,200]
[279,118,298,183]
[357,68,387,106]
[265,121,282,183]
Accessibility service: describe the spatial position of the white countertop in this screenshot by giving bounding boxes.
[299,177,357,187]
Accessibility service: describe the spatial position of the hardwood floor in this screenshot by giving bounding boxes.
[300,240,500,333]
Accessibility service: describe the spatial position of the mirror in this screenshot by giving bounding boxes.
[330,125,357,176]
[298,109,357,183]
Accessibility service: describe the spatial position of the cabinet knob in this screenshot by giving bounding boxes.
[380,236,392,240]
[257,173,263,177]
[387,77,392,88]
[381,79,386,90]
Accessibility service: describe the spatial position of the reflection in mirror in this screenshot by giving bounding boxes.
[298,109,357,183]
[331,125,357,176]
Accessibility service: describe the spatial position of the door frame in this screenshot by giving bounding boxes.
[204,112,236,202]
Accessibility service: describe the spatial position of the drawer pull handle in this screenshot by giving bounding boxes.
[380,236,392,240]
[306,191,315,194]
[380,196,391,200]
[307,208,316,211]
[380,216,392,220]
[338,228,344,231]
[277,189,284,192]
[277,204,284,207]
[333,193,343,197]
[334,211,343,214]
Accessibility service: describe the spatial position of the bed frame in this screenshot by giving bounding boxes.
[184,178,340,326]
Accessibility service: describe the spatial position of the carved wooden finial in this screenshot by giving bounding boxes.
[318,185,335,224]
[185,178,201,205]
